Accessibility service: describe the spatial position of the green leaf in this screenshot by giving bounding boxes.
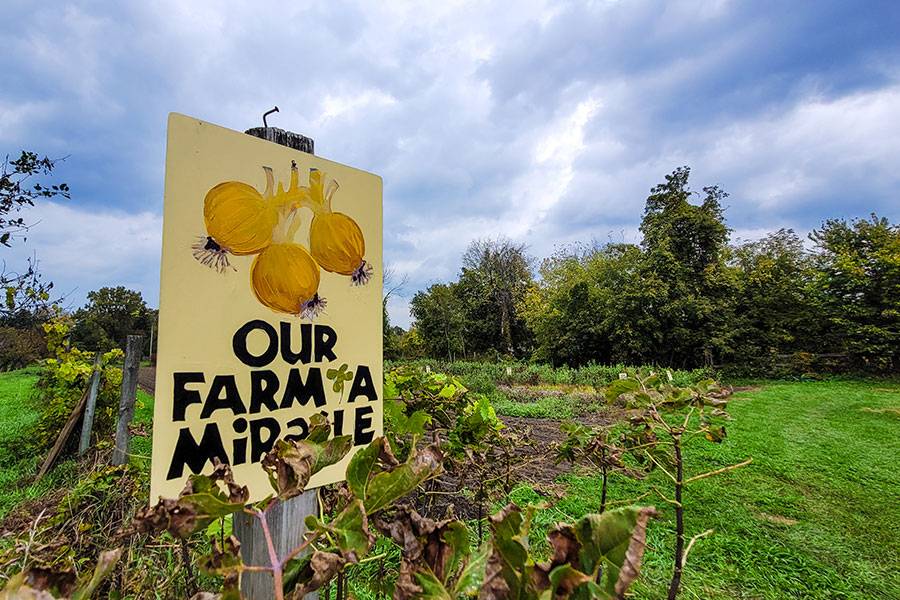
[572,506,657,597]
[453,542,490,596]
[604,379,640,401]
[307,412,332,443]
[346,436,385,500]
[485,504,536,598]
[413,569,454,600]
[545,563,592,598]
[384,376,399,399]
[440,521,470,582]
[364,464,425,514]
[325,498,374,560]
[385,398,431,437]
[364,444,442,514]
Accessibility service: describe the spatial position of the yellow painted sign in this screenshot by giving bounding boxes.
[151,114,383,502]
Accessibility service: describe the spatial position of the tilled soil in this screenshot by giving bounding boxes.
[137,366,156,394]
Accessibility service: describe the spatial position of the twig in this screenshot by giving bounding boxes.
[645,452,677,483]
[603,491,653,508]
[180,539,197,596]
[683,458,752,484]
[650,486,681,507]
[681,529,714,567]
[355,552,388,566]
[256,508,284,600]
[241,565,275,573]
[21,509,47,570]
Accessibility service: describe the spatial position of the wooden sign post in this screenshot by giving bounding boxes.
[233,123,318,599]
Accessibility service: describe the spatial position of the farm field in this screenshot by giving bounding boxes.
[0,367,898,599]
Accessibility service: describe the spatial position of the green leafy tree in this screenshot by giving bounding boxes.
[810,214,900,372]
[0,150,70,323]
[728,229,820,369]
[396,326,426,359]
[638,167,736,367]
[409,283,466,360]
[458,238,534,357]
[520,242,662,367]
[71,286,153,352]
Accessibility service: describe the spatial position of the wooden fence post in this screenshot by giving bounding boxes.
[112,335,142,465]
[233,116,319,599]
[78,352,103,455]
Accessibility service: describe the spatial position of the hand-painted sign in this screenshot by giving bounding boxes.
[151,114,383,502]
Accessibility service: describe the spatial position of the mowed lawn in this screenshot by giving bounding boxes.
[511,380,900,599]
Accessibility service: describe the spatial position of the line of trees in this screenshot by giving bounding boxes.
[398,167,899,374]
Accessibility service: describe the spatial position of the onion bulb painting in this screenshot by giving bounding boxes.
[192,162,372,318]
[153,114,382,502]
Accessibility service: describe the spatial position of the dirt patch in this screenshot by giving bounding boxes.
[137,366,156,395]
[413,407,631,521]
[757,513,799,526]
[732,385,763,393]
[0,488,68,536]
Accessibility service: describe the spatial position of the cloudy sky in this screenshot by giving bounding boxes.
[3,0,899,327]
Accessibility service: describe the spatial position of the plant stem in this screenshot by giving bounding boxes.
[683,458,752,484]
[600,464,608,514]
[256,508,284,600]
[180,539,197,597]
[477,479,484,544]
[599,445,608,514]
[667,434,685,600]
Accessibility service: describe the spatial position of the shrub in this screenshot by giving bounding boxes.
[0,326,45,371]
[24,316,123,455]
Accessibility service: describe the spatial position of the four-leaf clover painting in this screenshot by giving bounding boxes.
[326,363,354,402]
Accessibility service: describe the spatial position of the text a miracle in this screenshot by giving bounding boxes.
[164,319,379,480]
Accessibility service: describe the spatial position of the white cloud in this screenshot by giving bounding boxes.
[4,202,162,310]
[2,0,898,330]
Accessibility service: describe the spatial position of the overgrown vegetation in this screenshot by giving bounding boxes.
[20,317,123,456]
[1,364,898,599]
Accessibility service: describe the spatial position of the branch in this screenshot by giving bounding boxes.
[683,458,752,485]
[650,486,680,507]
[603,491,653,509]
[256,509,284,600]
[681,529,714,568]
[645,452,677,483]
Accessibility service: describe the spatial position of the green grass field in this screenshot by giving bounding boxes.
[0,368,897,598]
[508,380,900,599]
[0,368,154,520]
